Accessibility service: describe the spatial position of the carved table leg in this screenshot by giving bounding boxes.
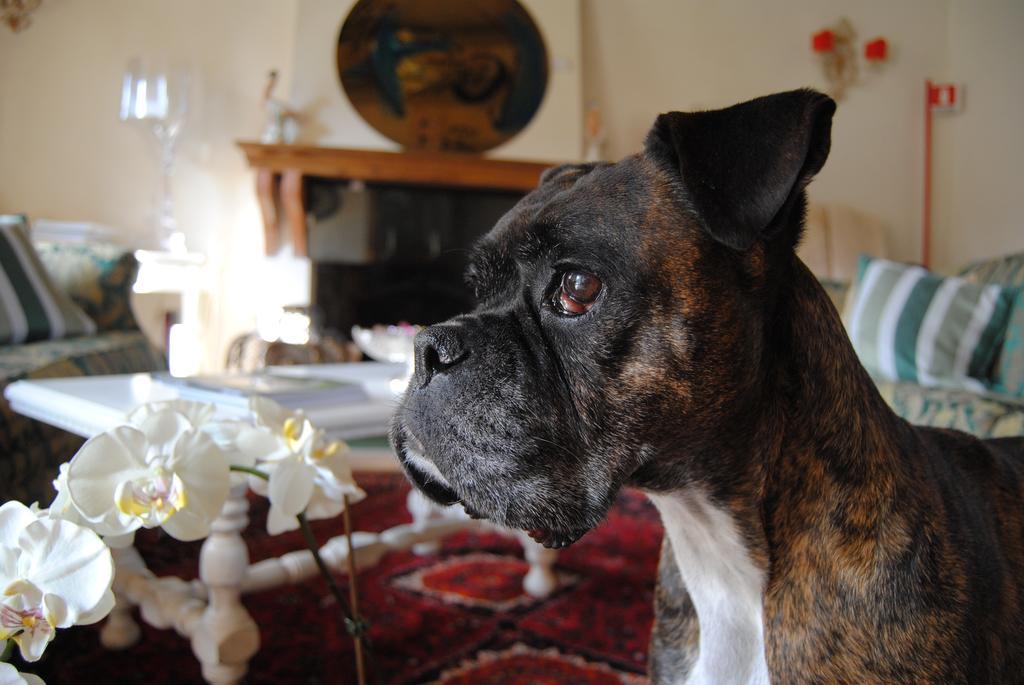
[100,546,145,649]
[407,489,444,555]
[519,535,559,598]
[190,485,260,685]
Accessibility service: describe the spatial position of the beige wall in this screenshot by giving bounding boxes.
[932,0,1024,271]
[0,0,298,369]
[582,0,949,265]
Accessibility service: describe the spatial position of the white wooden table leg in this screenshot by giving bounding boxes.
[190,485,260,685]
[407,489,443,555]
[520,535,559,598]
[100,546,145,649]
[406,490,560,598]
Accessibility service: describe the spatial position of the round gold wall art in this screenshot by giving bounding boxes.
[337,0,549,153]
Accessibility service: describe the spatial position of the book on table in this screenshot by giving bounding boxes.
[152,371,370,410]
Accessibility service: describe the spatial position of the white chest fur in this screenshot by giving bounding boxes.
[648,490,770,685]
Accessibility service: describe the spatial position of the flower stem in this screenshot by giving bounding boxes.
[229,465,270,480]
[0,639,13,662]
[342,495,368,685]
[230,465,374,682]
[297,511,371,685]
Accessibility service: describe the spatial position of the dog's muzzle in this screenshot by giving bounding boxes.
[394,426,586,548]
[394,428,461,507]
[393,322,590,549]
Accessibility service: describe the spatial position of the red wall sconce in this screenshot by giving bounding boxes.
[812,29,835,53]
[811,19,890,100]
[864,38,888,63]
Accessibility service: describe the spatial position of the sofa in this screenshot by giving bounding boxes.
[800,205,1024,440]
[0,233,166,504]
[871,252,1024,439]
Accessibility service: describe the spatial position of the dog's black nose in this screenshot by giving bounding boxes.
[413,323,469,387]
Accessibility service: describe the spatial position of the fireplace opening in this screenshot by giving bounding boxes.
[308,179,525,337]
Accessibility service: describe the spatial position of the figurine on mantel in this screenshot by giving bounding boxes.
[260,70,300,145]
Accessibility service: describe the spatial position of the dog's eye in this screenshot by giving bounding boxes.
[554,270,602,316]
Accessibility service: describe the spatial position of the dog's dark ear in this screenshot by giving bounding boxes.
[645,89,836,251]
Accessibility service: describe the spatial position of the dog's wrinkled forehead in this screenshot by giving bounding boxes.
[467,157,667,293]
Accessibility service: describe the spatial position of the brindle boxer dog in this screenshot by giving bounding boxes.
[389,89,1024,684]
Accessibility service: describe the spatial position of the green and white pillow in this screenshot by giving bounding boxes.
[844,255,1016,392]
[0,216,96,344]
[960,251,1024,398]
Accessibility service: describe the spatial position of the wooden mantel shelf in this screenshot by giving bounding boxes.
[237,141,555,256]
[238,142,553,192]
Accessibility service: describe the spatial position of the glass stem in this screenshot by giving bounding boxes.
[156,133,177,248]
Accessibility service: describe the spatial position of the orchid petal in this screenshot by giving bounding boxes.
[0,662,44,685]
[75,588,115,626]
[45,464,83,525]
[136,409,191,457]
[67,427,149,531]
[267,459,314,518]
[265,503,300,535]
[102,532,136,549]
[0,548,19,587]
[202,420,263,469]
[41,594,68,630]
[303,490,345,522]
[2,587,54,663]
[312,452,366,505]
[0,502,36,548]
[249,397,299,433]
[159,508,213,542]
[3,579,42,607]
[169,431,230,523]
[17,519,113,623]
[129,400,214,429]
[0,663,19,685]
[228,424,284,464]
[12,623,52,663]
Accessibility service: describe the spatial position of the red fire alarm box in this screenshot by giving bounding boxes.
[929,83,964,112]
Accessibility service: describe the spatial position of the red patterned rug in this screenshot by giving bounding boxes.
[18,473,663,684]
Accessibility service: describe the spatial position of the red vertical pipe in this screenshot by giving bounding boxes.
[923,80,933,269]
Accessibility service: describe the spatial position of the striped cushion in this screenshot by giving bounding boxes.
[960,252,1024,398]
[959,251,1024,288]
[992,293,1024,398]
[0,216,96,344]
[844,256,1016,392]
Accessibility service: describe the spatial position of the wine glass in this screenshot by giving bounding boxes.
[119,57,191,253]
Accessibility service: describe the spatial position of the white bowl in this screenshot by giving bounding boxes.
[351,324,420,364]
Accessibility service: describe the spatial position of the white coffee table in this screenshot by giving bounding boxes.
[5,361,407,442]
[4,364,559,685]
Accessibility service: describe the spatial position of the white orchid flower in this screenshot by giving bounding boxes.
[66,407,230,542]
[43,463,84,526]
[248,398,365,535]
[0,663,45,685]
[247,397,308,460]
[128,400,263,479]
[127,399,216,430]
[200,418,266,486]
[0,502,114,663]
